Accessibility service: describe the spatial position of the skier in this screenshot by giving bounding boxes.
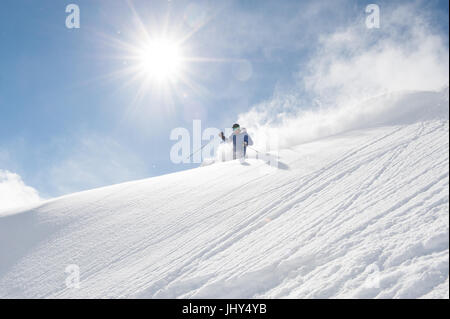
[219,123,254,160]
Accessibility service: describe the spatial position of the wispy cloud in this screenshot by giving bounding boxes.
[1,132,151,198]
[40,134,150,196]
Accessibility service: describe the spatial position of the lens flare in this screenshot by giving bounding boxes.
[138,39,183,82]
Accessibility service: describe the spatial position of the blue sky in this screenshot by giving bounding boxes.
[0,0,448,198]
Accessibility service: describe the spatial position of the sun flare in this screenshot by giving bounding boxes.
[101,1,225,106]
[138,39,183,82]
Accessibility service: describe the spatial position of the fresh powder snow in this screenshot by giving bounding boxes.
[0,90,448,299]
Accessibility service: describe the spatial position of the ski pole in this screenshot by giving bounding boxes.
[247,146,264,155]
[247,146,275,162]
[183,140,213,162]
[245,146,262,160]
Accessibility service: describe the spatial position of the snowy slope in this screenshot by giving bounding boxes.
[0,91,448,299]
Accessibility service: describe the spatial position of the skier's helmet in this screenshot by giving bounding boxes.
[232,123,240,131]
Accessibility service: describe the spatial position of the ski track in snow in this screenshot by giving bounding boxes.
[0,118,448,298]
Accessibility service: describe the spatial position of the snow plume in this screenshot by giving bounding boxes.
[0,170,41,213]
[238,2,449,149]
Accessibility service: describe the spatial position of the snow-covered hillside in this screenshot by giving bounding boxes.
[0,90,448,299]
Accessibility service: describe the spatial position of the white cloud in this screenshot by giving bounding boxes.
[0,170,41,212]
[237,2,449,150]
[2,133,151,198]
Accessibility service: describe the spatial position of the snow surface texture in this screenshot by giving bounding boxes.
[0,90,448,298]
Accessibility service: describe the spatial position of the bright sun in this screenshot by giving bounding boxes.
[139,39,183,82]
